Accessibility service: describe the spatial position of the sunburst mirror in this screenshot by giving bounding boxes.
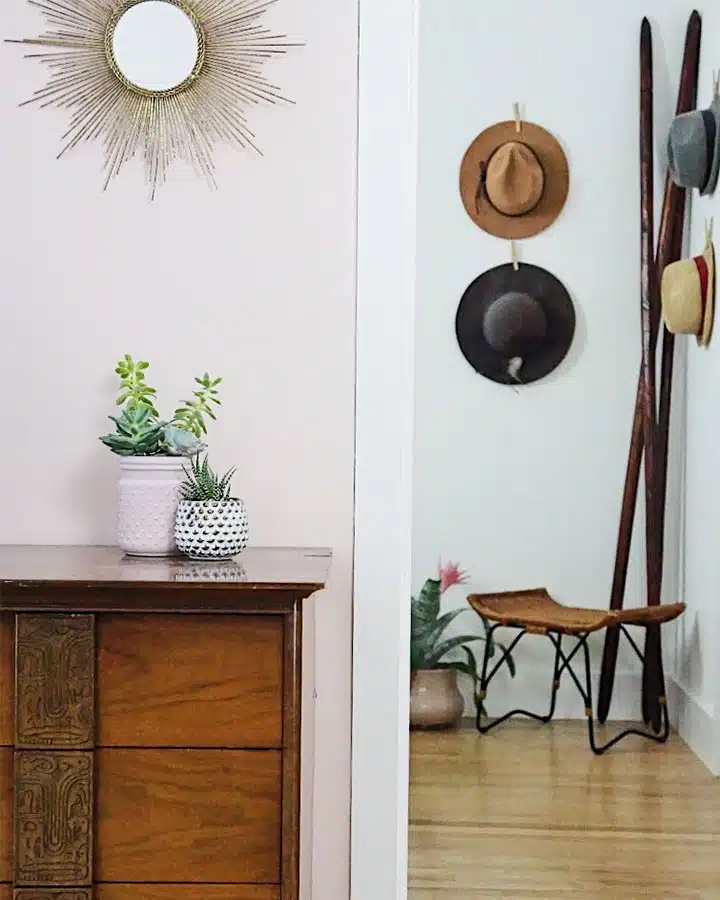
[8,0,298,198]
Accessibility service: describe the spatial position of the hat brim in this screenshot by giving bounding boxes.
[459,121,570,240]
[455,263,576,385]
[700,95,720,196]
[698,242,715,346]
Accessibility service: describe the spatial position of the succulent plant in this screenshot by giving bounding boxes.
[99,355,222,457]
[173,373,222,438]
[180,454,237,502]
[99,400,166,456]
[411,562,515,714]
[163,425,206,457]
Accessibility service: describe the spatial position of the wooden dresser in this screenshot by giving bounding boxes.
[0,545,331,900]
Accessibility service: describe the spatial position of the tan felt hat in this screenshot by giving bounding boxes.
[459,121,569,240]
[661,241,715,346]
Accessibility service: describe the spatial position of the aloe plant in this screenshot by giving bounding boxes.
[99,355,222,456]
[180,454,237,502]
[411,563,515,713]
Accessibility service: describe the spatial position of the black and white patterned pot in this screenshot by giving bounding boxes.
[174,498,249,561]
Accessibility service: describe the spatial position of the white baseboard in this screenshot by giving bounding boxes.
[668,678,719,776]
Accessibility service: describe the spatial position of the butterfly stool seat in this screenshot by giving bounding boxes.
[467,588,685,755]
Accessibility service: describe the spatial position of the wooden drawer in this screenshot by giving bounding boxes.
[0,615,12,746]
[97,887,280,900]
[97,616,283,748]
[95,749,282,883]
[0,749,10,883]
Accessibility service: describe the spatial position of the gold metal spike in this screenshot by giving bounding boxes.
[7,0,299,199]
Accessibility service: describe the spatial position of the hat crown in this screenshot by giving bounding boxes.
[482,290,547,355]
[661,250,712,339]
[485,141,545,217]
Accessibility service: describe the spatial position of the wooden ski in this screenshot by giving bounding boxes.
[597,10,701,725]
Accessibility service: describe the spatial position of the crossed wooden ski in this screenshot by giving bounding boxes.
[597,11,701,728]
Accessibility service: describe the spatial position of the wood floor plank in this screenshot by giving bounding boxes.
[409,722,720,899]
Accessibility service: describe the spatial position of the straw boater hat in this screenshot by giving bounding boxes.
[455,263,576,385]
[661,237,715,347]
[459,119,570,240]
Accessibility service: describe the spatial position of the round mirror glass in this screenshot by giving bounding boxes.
[111,1,200,92]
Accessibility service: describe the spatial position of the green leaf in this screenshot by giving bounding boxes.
[420,608,468,652]
[413,579,441,625]
[434,660,475,680]
[427,634,484,667]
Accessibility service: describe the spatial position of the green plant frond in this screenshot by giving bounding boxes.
[426,633,485,667]
[412,578,441,625]
[180,454,237,502]
[421,608,472,649]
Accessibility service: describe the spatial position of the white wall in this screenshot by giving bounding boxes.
[674,7,720,775]
[0,1,358,896]
[413,0,691,720]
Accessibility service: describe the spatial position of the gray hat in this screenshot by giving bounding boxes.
[667,93,720,196]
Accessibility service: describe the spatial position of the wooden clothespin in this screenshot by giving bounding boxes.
[511,239,520,271]
[513,102,522,133]
[713,70,720,98]
[705,217,714,247]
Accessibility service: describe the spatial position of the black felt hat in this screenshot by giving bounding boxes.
[455,263,575,385]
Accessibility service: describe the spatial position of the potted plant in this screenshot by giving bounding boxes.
[99,354,222,557]
[410,562,515,729]
[174,454,249,561]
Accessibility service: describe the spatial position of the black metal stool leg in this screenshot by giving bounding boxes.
[475,622,673,755]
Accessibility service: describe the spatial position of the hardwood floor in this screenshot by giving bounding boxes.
[409,721,720,899]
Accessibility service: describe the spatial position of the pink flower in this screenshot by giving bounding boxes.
[439,561,468,592]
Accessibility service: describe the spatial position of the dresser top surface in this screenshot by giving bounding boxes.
[0,544,332,591]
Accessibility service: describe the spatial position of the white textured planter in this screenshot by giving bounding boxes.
[174,498,250,560]
[117,456,187,557]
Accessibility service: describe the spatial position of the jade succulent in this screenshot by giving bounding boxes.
[411,562,515,713]
[100,355,222,457]
[180,454,237,502]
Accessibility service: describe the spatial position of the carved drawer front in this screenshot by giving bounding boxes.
[97,615,283,748]
[1,749,11,883]
[13,615,96,896]
[0,615,12,747]
[96,887,280,900]
[95,749,282,884]
[15,616,95,750]
[14,752,94,887]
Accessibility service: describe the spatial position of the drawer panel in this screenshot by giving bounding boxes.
[97,616,283,748]
[96,749,282,883]
[0,887,9,900]
[0,749,10,882]
[0,615,12,746]
[97,887,280,900]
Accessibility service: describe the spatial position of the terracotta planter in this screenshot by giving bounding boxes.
[409,668,465,730]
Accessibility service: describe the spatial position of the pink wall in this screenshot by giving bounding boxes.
[0,2,358,897]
